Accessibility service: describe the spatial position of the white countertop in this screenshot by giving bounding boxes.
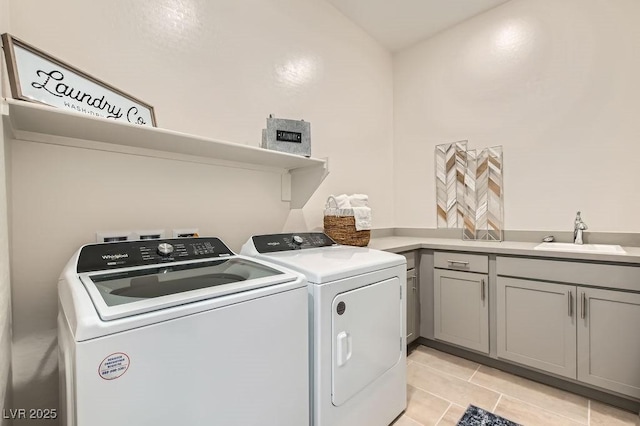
[368,236,640,264]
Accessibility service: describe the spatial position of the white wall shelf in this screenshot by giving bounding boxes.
[2,99,328,208]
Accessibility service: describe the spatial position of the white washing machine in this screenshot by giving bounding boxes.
[58,237,309,426]
[241,233,407,426]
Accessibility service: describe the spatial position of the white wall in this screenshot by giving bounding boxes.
[1,0,14,422]
[394,0,640,233]
[0,132,11,425]
[6,0,393,418]
[0,128,11,425]
[8,0,395,228]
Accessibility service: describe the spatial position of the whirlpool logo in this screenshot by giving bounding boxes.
[102,254,129,261]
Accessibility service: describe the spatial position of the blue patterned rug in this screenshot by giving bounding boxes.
[457,405,521,426]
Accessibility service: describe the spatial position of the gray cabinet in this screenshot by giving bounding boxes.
[400,251,420,344]
[577,288,640,399]
[406,268,418,343]
[496,256,640,399]
[434,253,489,354]
[496,277,577,379]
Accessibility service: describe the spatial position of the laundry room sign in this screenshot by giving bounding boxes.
[1,33,156,127]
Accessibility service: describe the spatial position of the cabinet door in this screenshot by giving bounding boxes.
[434,269,488,353]
[577,288,640,399]
[497,277,576,379]
[406,269,418,344]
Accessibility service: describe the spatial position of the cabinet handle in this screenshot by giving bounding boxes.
[581,292,586,319]
[568,291,573,317]
[481,279,485,301]
[448,260,469,266]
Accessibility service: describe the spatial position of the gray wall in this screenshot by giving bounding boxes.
[0,121,13,425]
[1,0,14,423]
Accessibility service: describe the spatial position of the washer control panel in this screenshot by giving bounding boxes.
[77,238,234,272]
[252,233,336,253]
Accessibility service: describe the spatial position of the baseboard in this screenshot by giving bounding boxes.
[406,339,421,354]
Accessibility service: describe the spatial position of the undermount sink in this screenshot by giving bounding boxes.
[534,242,626,254]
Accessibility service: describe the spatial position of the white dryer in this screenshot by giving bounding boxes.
[58,237,309,426]
[241,233,407,426]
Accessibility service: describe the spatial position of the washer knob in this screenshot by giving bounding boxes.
[157,243,174,256]
[292,235,304,245]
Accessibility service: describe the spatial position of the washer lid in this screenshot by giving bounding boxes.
[80,257,295,321]
[253,245,405,284]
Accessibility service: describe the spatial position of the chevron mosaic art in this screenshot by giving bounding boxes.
[435,142,504,241]
[462,149,478,240]
[435,141,467,228]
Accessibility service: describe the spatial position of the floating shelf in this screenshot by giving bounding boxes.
[2,99,328,208]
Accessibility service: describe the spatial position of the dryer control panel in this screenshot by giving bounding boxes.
[77,238,234,272]
[252,233,336,253]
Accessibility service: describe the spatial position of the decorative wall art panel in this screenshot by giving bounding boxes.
[435,141,468,228]
[486,146,504,240]
[436,142,504,241]
[462,149,477,240]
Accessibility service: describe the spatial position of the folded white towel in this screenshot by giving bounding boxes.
[326,194,351,209]
[349,194,369,207]
[352,206,372,231]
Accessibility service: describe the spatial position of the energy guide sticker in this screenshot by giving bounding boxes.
[98,353,130,380]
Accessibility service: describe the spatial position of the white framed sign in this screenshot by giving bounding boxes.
[1,33,156,127]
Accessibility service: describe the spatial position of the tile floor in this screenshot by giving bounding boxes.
[392,345,640,426]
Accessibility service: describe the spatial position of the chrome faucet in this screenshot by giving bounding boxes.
[573,211,588,244]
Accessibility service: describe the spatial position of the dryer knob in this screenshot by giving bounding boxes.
[157,243,174,256]
[292,235,304,245]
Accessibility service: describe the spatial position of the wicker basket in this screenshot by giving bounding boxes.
[324,215,370,247]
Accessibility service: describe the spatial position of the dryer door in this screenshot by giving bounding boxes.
[331,277,402,406]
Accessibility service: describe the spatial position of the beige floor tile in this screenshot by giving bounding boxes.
[590,400,640,426]
[391,413,424,426]
[436,404,467,426]
[404,384,451,426]
[470,365,588,423]
[408,346,480,381]
[408,361,500,412]
[494,395,585,426]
